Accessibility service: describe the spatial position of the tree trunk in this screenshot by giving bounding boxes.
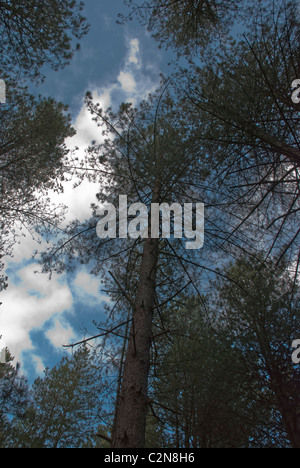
[111,181,161,448]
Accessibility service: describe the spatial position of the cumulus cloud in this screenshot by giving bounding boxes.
[66,87,113,152]
[45,317,76,349]
[51,177,100,228]
[118,71,137,93]
[31,354,46,375]
[73,271,101,297]
[73,270,111,306]
[128,38,140,66]
[0,263,73,361]
[116,37,158,103]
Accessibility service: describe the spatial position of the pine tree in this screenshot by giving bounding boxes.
[0,0,88,274]
[124,0,300,264]
[214,255,300,448]
[0,0,89,82]
[0,83,76,258]
[148,297,259,448]
[10,346,105,448]
[0,349,29,448]
[40,0,300,449]
[179,0,300,262]
[121,0,240,57]
[42,88,214,447]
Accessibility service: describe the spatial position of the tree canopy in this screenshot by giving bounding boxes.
[0,0,89,81]
[0,0,299,450]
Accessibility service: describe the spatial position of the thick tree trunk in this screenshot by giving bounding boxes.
[111,181,161,448]
[111,236,159,448]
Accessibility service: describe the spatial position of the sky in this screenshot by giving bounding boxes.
[0,0,173,381]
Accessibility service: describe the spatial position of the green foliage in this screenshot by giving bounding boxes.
[0,350,29,448]
[174,0,300,260]
[148,254,299,448]
[9,346,106,448]
[0,79,76,258]
[122,0,239,57]
[0,84,75,190]
[149,297,257,448]
[214,255,300,447]
[185,0,300,161]
[0,0,89,81]
[2,0,296,450]
[0,1,88,261]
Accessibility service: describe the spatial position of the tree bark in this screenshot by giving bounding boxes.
[111,181,161,448]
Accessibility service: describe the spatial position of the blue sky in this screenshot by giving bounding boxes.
[0,0,173,381]
[34,0,172,113]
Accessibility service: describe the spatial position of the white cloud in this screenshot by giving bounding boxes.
[128,38,140,66]
[0,264,73,361]
[66,87,113,152]
[115,37,158,104]
[31,354,45,375]
[50,177,99,228]
[118,71,137,93]
[9,230,44,264]
[46,318,75,349]
[73,271,100,296]
[73,270,111,304]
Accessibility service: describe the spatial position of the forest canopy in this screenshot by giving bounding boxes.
[0,0,299,449]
